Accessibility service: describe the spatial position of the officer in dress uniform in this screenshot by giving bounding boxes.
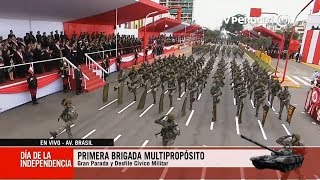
[50,98,78,139]
[27,67,38,105]
[59,62,70,93]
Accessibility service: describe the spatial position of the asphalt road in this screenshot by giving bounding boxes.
[1,46,320,147]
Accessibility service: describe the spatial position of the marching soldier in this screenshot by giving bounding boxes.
[268,79,281,107]
[211,85,222,122]
[59,62,70,93]
[277,86,291,120]
[254,83,267,117]
[50,98,78,139]
[150,74,161,104]
[114,69,127,91]
[188,79,198,110]
[154,114,180,146]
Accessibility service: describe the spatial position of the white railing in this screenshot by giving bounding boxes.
[0,57,90,90]
[85,54,108,81]
[62,57,90,90]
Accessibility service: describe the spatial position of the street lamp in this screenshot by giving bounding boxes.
[281,0,315,83]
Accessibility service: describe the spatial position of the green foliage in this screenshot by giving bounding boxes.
[275,26,300,50]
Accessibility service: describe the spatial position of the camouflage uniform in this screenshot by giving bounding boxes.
[154,114,180,146]
[50,99,78,139]
[268,79,281,107]
[277,87,291,120]
[150,75,161,104]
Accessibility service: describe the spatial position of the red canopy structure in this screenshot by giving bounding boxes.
[67,0,168,25]
[173,24,202,36]
[253,26,284,44]
[138,17,181,35]
[63,0,168,37]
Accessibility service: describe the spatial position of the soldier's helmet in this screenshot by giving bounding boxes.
[61,98,72,107]
[167,114,175,123]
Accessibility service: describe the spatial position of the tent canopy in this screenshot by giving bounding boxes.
[175,24,202,34]
[138,17,181,32]
[0,0,137,22]
[68,0,168,25]
[253,26,284,41]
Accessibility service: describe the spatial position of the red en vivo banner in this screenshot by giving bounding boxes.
[0,147,319,179]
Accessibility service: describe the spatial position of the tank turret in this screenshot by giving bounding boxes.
[241,135,304,172]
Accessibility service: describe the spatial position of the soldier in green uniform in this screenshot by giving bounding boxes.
[188,79,198,110]
[277,86,291,120]
[268,79,281,107]
[154,114,180,146]
[167,74,177,107]
[253,83,267,117]
[114,69,127,91]
[150,74,161,104]
[50,98,78,139]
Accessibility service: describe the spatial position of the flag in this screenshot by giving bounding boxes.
[159,91,164,113]
[118,86,124,105]
[102,83,109,104]
[313,0,320,13]
[181,96,187,117]
[262,104,270,127]
[137,88,147,110]
[250,8,262,17]
[286,104,296,124]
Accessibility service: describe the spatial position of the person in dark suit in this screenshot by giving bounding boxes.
[27,67,38,105]
[74,64,83,95]
[33,44,43,74]
[42,46,52,72]
[61,40,72,60]
[101,55,109,80]
[54,30,60,41]
[14,46,26,78]
[8,30,15,40]
[36,31,42,44]
[59,62,70,93]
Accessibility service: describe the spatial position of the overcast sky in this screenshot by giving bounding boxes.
[193,0,317,30]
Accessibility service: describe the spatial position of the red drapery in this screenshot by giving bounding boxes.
[0,74,60,94]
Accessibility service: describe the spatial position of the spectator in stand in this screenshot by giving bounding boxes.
[134,50,139,65]
[101,54,109,79]
[59,62,70,93]
[8,30,16,40]
[33,44,43,74]
[74,64,83,95]
[24,47,33,64]
[0,51,5,84]
[14,46,26,78]
[27,67,38,105]
[116,53,122,71]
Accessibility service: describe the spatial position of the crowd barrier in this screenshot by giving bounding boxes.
[255,50,272,65]
[0,58,89,113]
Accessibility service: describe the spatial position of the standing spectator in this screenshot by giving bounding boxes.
[134,50,139,65]
[59,62,70,93]
[101,55,109,79]
[27,67,38,105]
[8,30,16,40]
[24,47,33,63]
[116,53,122,71]
[33,44,43,74]
[14,46,26,78]
[74,65,83,95]
[0,51,5,83]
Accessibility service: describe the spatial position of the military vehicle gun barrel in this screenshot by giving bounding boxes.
[241,135,279,154]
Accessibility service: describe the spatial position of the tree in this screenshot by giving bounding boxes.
[220,14,245,33]
[276,26,300,50]
[204,29,221,43]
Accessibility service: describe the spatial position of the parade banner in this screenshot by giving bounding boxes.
[0,145,319,179]
[262,104,270,127]
[286,104,296,125]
